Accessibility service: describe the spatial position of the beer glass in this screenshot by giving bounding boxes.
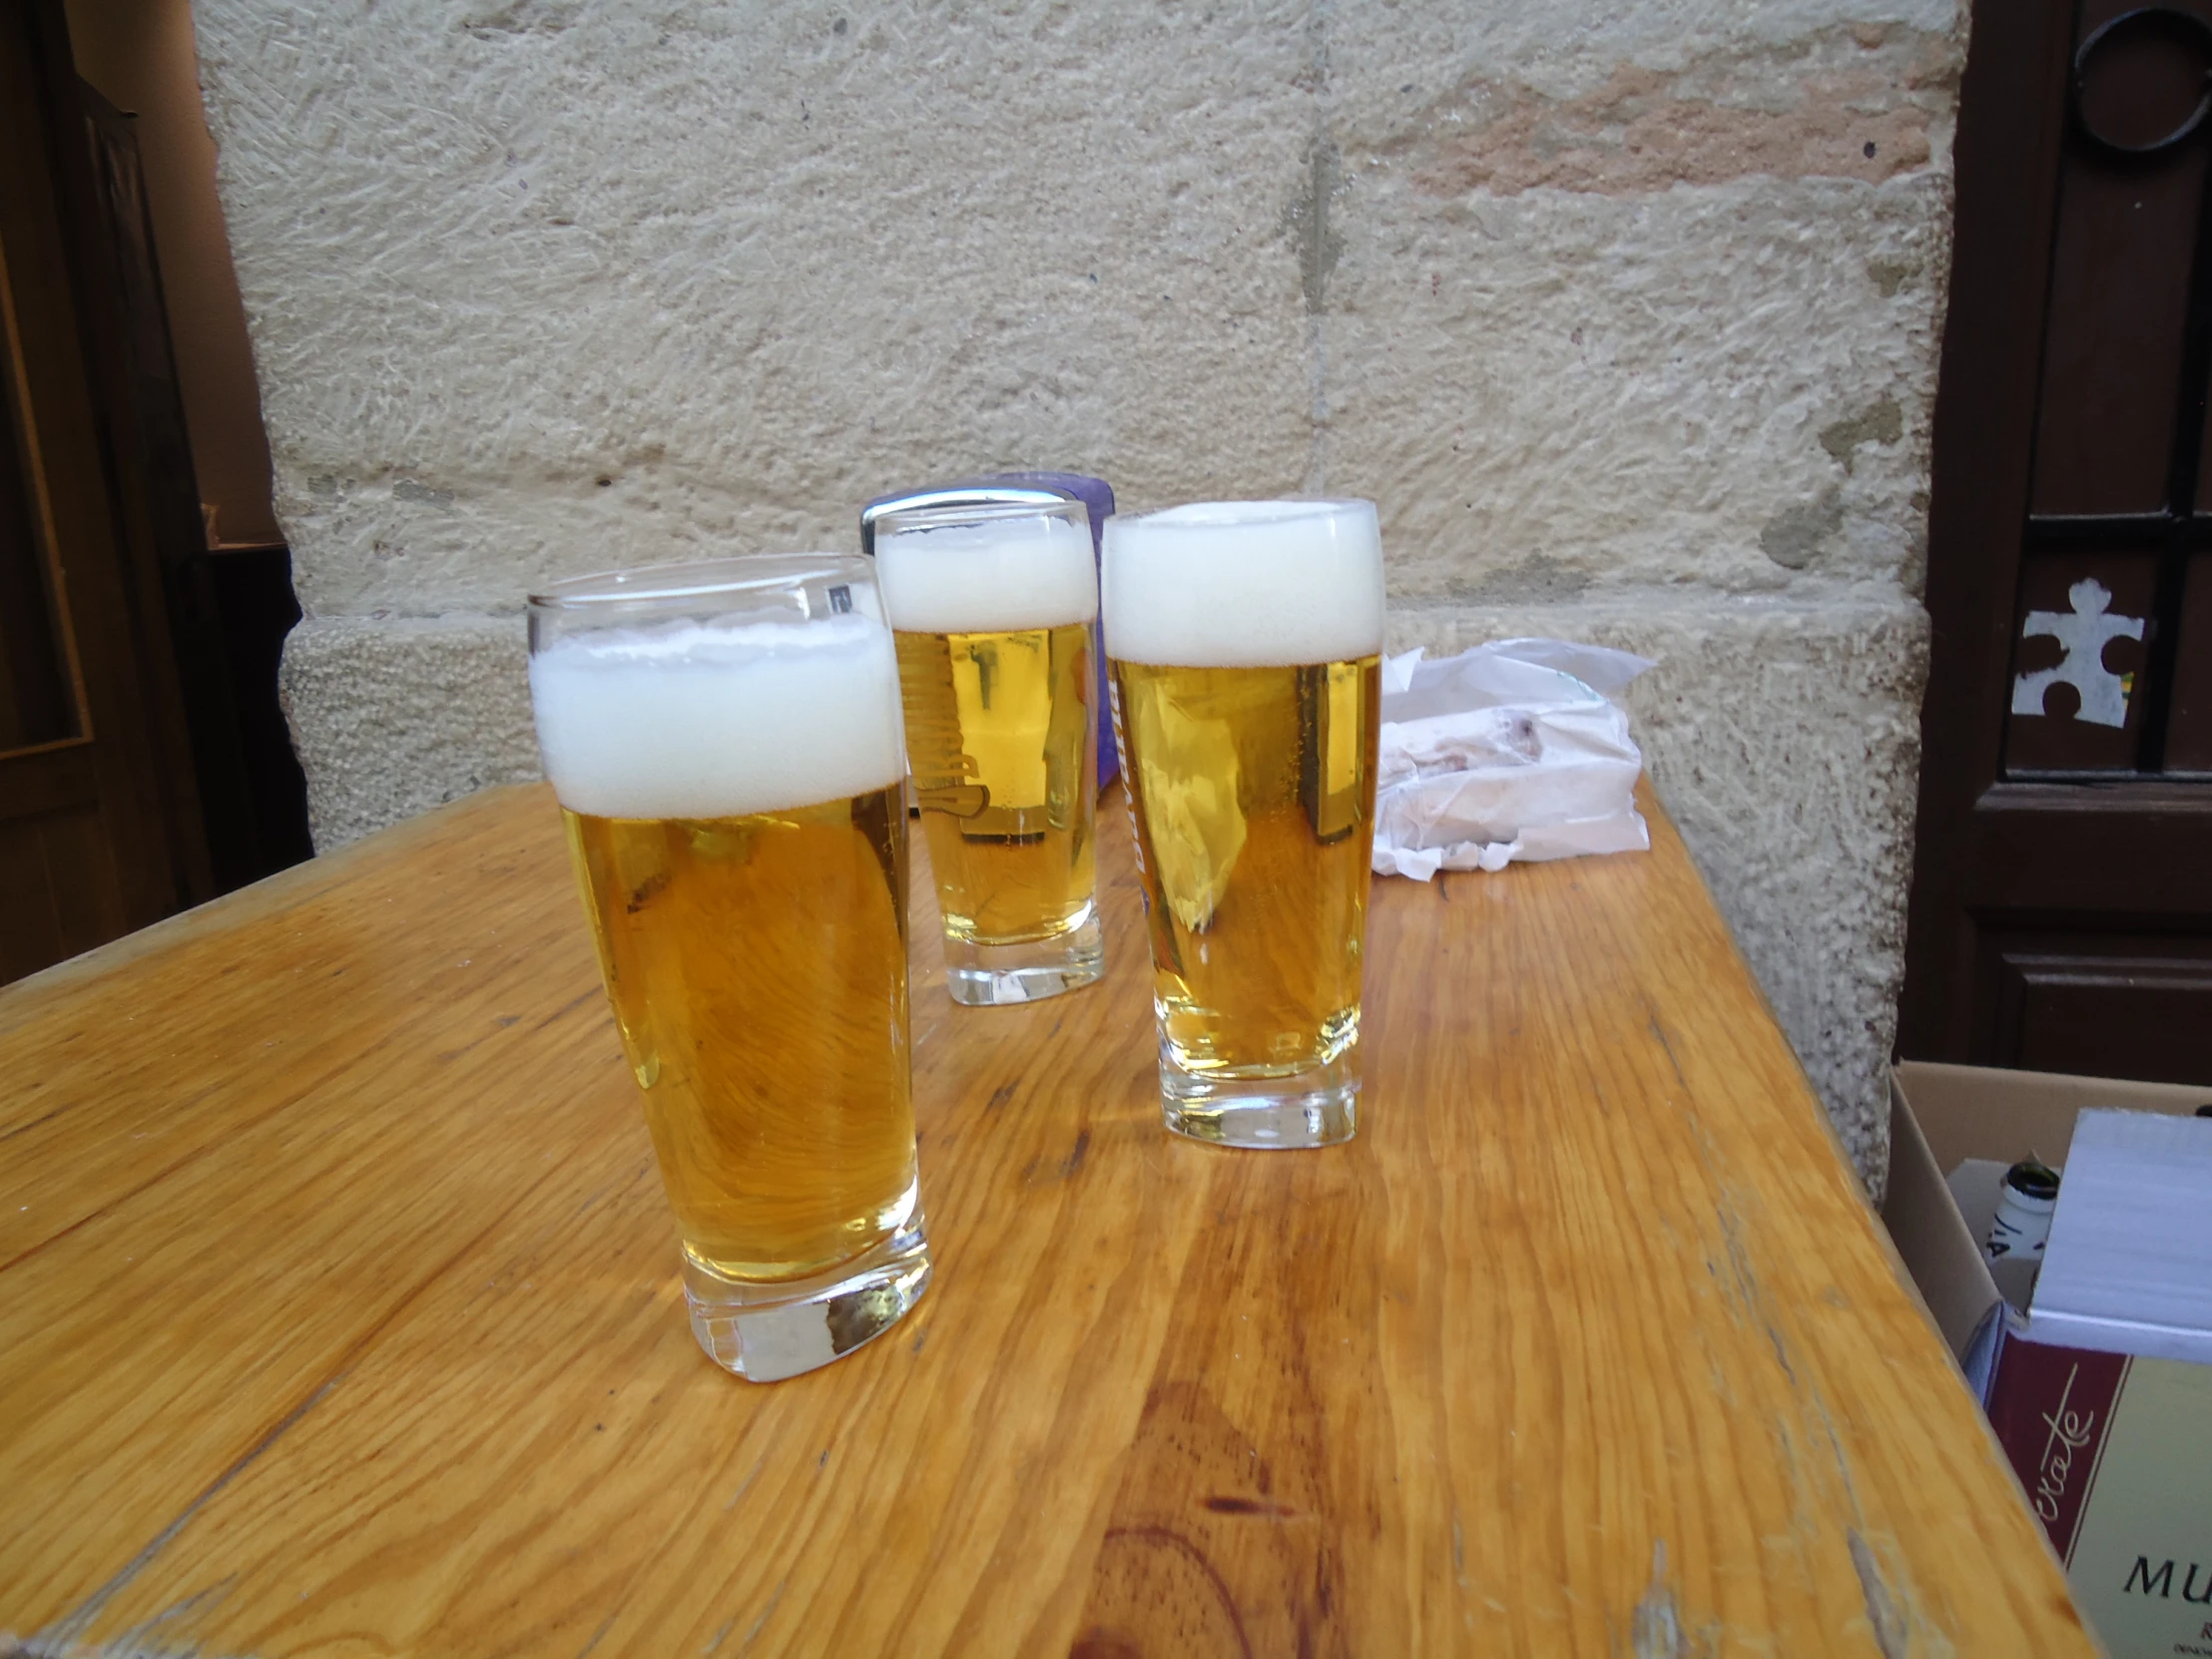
[874,500,1105,1005]
[1102,501,1384,1149]
[527,555,929,1381]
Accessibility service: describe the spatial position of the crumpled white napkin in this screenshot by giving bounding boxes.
[1373,639,1655,880]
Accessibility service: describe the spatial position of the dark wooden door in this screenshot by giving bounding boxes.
[1901,0,2212,1082]
[0,2,207,983]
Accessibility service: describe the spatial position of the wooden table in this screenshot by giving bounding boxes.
[0,784,2092,1656]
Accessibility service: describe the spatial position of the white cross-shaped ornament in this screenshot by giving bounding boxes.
[2009,577,2145,730]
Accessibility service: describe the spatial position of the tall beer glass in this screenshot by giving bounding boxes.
[1103,501,1383,1149]
[526,555,929,1381]
[875,500,1104,1005]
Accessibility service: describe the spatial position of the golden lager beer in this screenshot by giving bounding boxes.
[893,622,1096,940]
[1112,657,1380,1073]
[528,556,929,1381]
[876,501,1104,1005]
[560,789,915,1281]
[1103,501,1385,1148]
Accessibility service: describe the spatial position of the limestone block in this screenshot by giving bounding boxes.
[278,615,537,850]
[1390,591,1929,1186]
[1327,0,1960,104]
[194,0,1326,615]
[1328,177,1948,604]
[1327,10,1961,142]
[1302,13,1959,603]
[195,1,1956,613]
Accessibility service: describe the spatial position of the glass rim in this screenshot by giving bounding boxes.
[526,552,868,611]
[868,497,1090,541]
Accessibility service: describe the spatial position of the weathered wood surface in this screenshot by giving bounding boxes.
[0,783,2091,1656]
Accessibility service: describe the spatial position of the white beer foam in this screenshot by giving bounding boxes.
[875,511,1099,634]
[530,613,906,820]
[1102,500,1384,667]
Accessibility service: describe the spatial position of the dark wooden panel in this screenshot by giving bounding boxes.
[2036,0,2212,513]
[2030,143,2205,513]
[1903,0,2212,1090]
[2002,551,2157,770]
[0,5,188,924]
[1990,943,2212,1085]
[0,819,62,984]
[0,803,119,980]
[0,338,78,752]
[77,87,258,892]
[1963,783,2212,915]
[0,2,210,986]
[2167,552,2212,769]
[38,804,124,960]
[0,741,98,822]
[1898,0,2078,1060]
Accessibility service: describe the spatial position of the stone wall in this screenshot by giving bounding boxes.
[193,0,1964,1185]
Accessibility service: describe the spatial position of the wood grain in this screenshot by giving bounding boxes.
[0,783,2093,1656]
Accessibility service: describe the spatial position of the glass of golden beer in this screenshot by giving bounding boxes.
[526,555,929,1381]
[1103,501,1383,1149]
[874,500,1105,1005]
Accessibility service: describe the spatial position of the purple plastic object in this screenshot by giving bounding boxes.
[860,473,1120,789]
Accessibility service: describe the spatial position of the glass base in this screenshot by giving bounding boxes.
[683,1210,930,1382]
[1158,1040,1360,1149]
[943,905,1104,1006]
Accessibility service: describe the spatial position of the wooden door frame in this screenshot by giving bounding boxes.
[0,0,206,961]
[1903,0,2093,1057]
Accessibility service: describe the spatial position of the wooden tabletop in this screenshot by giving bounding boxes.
[0,783,2092,1657]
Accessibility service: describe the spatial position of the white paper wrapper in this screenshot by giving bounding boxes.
[1373,639,1655,880]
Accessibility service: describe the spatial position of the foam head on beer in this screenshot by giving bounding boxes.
[529,613,905,822]
[1102,499,1384,667]
[874,504,1099,634]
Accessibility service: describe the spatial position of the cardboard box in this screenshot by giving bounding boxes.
[1885,1062,2212,1659]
